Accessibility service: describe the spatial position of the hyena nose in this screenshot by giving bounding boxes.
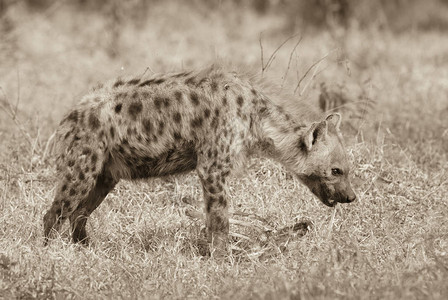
[347,194,357,203]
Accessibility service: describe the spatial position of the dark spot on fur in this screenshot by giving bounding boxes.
[259,107,268,116]
[218,195,225,205]
[68,160,75,167]
[115,103,122,113]
[132,91,139,99]
[213,149,218,157]
[142,119,152,134]
[190,91,200,106]
[162,97,170,108]
[128,101,143,120]
[206,195,216,212]
[237,95,244,106]
[210,80,218,92]
[110,127,115,138]
[158,121,165,135]
[222,96,227,106]
[63,200,71,208]
[154,97,162,111]
[174,91,183,102]
[222,170,230,177]
[215,108,220,117]
[173,112,182,123]
[191,117,203,128]
[67,110,78,123]
[207,149,212,158]
[69,188,76,196]
[293,125,305,132]
[173,132,182,140]
[127,127,133,136]
[88,113,100,130]
[128,78,140,85]
[61,184,67,192]
[211,117,219,129]
[91,153,98,165]
[185,76,196,85]
[209,186,216,194]
[82,148,91,155]
[113,79,124,88]
[154,78,165,84]
[204,108,211,119]
[78,171,85,180]
[251,88,257,95]
[206,176,214,184]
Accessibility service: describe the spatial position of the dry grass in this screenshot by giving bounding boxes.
[1,1,448,299]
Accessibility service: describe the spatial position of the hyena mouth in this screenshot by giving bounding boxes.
[322,198,337,207]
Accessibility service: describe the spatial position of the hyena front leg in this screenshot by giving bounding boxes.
[197,157,231,258]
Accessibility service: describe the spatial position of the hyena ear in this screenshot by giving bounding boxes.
[325,113,342,131]
[303,120,328,151]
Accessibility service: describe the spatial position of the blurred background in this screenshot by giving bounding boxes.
[1,0,447,167]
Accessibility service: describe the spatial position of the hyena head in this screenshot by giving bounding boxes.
[288,113,357,207]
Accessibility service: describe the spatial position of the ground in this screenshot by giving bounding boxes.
[0,1,447,299]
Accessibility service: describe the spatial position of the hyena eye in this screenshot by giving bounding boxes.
[331,168,343,176]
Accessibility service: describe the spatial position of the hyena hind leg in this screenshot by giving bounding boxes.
[69,168,117,244]
[43,152,106,245]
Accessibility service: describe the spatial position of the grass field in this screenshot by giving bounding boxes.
[1,1,447,299]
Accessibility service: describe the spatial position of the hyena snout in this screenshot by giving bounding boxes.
[338,187,357,203]
[334,183,357,204]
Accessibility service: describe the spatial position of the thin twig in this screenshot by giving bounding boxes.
[259,32,264,74]
[294,49,336,94]
[260,33,301,76]
[282,36,303,88]
[299,58,324,96]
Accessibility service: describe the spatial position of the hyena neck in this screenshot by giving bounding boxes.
[252,94,308,167]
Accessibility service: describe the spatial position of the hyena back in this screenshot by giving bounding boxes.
[43,66,356,251]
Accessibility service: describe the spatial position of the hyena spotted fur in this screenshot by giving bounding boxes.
[43,65,356,252]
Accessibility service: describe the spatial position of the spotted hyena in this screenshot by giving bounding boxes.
[43,65,356,252]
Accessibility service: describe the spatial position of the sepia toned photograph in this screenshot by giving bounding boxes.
[1,0,447,298]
